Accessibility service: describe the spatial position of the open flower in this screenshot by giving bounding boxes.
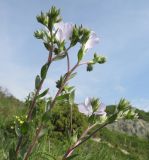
[54,21,74,42]
[78,97,93,116]
[84,31,100,50]
[94,103,107,116]
[78,97,106,116]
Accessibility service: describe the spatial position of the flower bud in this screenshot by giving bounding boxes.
[36,11,48,26]
[34,30,44,39]
[87,63,93,72]
[97,56,106,64]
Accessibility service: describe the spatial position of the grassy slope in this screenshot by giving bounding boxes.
[0,89,149,160]
[0,89,24,124]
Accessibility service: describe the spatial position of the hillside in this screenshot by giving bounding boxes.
[0,88,149,159]
[0,87,24,123]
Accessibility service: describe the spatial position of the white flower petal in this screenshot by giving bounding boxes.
[78,103,92,116]
[85,31,99,50]
[54,21,74,42]
[56,29,64,42]
[94,103,107,116]
[84,97,91,106]
[54,21,65,30]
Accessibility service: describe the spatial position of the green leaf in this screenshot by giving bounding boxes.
[40,63,48,79]
[77,47,84,62]
[53,54,66,61]
[15,123,21,137]
[69,90,75,105]
[35,75,41,90]
[66,154,79,160]
[56,94,69,102]
[20,122,29,135]
[108,113,118,123]
[9,144,17,160]
[42,111,51,123]
[37,88,49,99]
[88,114,96,124]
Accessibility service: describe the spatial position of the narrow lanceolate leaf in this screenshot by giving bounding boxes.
[42,111,51,123]
[69,90,75,105]
[15,123,21,137]
[40,63,48,79]
[35,75,41,90]
[77,47,84,62]
[20,122,29,135]
[37,88,49,99]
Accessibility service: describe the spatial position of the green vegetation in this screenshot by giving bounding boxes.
[0,89,149,160]
[106,105,149,122]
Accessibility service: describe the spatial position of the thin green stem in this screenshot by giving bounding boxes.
[62,121,109,159]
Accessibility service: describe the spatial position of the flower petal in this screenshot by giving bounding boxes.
[78,103,92,116]
[94,103,107,116]
[85,31,99,50]
[56,29,64,42]
[54,21,74,42]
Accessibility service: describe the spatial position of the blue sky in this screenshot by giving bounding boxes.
[0,0,149,111]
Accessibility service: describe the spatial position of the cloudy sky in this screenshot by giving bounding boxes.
[0,0,149,111]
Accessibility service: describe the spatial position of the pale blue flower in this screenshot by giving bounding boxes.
[54,21,74,42]
[78,97,106,116]
[84,31,99,50]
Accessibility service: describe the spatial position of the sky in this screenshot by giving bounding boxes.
[0,0,149,111]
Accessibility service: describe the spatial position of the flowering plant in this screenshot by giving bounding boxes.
[11,6,138,160]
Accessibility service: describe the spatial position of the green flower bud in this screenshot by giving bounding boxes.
[70,26,79,46]
[87,63,93,72]
[117,99,131,111]
[56,76,64,89]
[80,28,90,45]
[34,30,44,39]
[47,6,62,31]
[97,56,106,64]
[36,11,48,26]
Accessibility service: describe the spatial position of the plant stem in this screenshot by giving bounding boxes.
[62,122,109,159]
[23,60,79,160]
[50,61,79,110]
[15,51,53,156]
[24,124,43,160]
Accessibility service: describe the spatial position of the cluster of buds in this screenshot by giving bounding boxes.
[34,6,106,69]
[87,53,106,71]
[108,99,138,124]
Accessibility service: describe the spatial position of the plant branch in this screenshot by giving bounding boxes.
[79,61,90,66]
[15,52,53,156]
[24,124,43,160]
[63,121,109,159]
[50,61,79,110]
[23,51,79,160]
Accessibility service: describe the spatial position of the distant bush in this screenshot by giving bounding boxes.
[49,103,88,138]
